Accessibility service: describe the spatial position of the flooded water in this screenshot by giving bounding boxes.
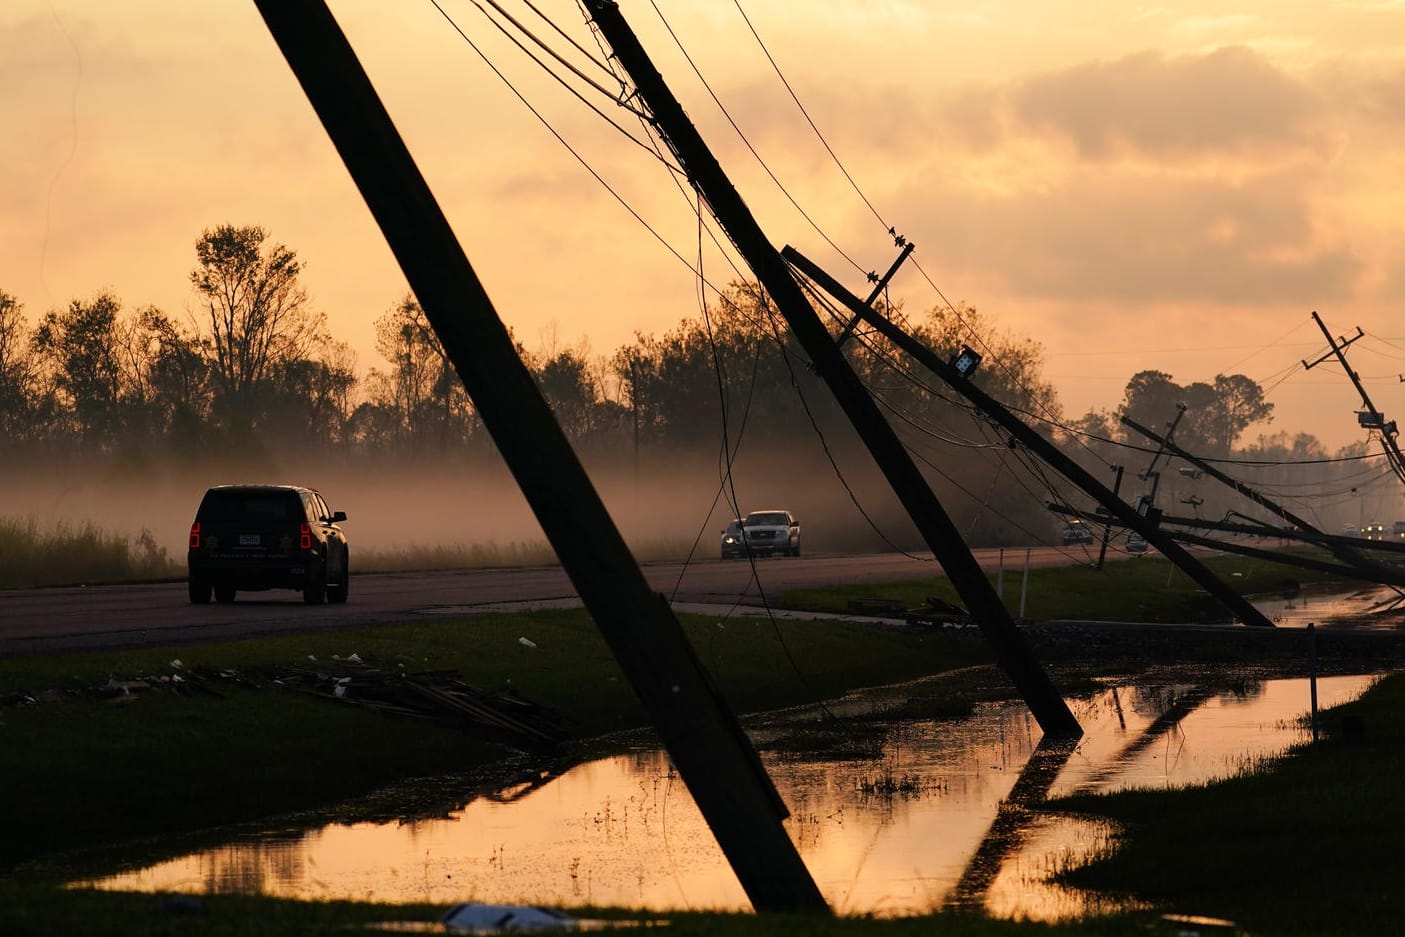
[81,673,1374,920]
[1252,583,1405,627]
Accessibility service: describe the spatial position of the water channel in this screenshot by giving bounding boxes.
[82,671,1374,921]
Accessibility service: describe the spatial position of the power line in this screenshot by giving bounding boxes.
[646,0,868,277]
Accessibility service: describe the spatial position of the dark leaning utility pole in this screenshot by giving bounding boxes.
[782,248,1276,629]
[584,0,1081,738]
[251,0,827,914]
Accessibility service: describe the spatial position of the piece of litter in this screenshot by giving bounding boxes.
[518,637,537,649]
[441,903,575,933]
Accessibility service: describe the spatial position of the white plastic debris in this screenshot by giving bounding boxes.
[441,903,576,933]
[333,677,352,698]
[169,659,184,670]
[346,652,362,663]
[518,637,537,649]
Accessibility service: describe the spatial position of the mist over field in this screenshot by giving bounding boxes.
[0,444,961,568]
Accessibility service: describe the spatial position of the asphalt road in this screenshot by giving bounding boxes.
[0,547,1085,655]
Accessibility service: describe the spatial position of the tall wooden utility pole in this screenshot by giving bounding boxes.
[1303,311,1405,487]
[584,0,1081,737]
[252,0,827,914]
[783,247,1275,628]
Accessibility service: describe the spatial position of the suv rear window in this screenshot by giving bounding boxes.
[198,490,304,524]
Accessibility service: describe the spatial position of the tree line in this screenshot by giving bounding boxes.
[2,224,1316,507]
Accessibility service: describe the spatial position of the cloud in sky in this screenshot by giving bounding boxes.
[4,1,1405,451]
[1010,46,1322,158]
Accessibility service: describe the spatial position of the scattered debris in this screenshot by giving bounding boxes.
[4,658,575,751]
[275,661,574,749]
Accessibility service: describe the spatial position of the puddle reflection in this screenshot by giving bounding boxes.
[83,674,1373,919]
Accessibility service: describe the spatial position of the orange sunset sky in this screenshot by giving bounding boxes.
[6,1,1405,453]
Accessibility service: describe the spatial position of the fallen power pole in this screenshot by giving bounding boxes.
[783,247,1275,628]
[1049,503,1405,585]
[585,0,1081,738]
[1120,416,1401,584]
[253,0,826,913]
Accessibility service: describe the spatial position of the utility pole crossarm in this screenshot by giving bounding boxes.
[835,241,915,349]
[783,245,1274,628]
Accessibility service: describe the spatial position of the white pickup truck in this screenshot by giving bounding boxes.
[721,509,801,558]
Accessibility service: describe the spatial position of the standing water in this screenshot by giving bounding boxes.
[82,674,1372,919]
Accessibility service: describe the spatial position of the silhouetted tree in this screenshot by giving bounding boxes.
[32,292,127,447]
[0,289,39,444]
[372,295,474,452]
[190,224,326,426]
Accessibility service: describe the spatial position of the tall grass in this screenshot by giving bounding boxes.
[0,515,702,587]
[0,516,181,588]
[352,536,697,572]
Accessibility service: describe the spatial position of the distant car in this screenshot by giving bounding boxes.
[720,518,746,559]
[1394,521,1405,541]
[722,509,801,558]
[188,484,349,605]
[1126,533,1149,555]
[1061,522,1093,545]
[1363,522,1387,541]
[1343,524,1360,538]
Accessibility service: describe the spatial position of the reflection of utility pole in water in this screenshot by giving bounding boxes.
[1067,685,1220,796]
[945,735,1079,912]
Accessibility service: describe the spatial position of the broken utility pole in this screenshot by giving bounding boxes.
[1303,311,1405,487]
[783,247,1275,629]
[1121,415,1402,584]
[585,0,1080,739]
[253,0,826,913]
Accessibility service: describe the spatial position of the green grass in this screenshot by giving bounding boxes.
[782,549,1339,624]
[1050,673,1405,937]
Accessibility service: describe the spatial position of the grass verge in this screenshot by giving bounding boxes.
[782,549,1341,623]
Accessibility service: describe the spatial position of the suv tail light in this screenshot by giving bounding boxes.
[299,522,312,550]
[189,522,201,549]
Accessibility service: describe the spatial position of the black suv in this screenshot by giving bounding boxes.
[188,485,349,605]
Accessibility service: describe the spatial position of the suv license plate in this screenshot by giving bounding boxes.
[239,534,261,546]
